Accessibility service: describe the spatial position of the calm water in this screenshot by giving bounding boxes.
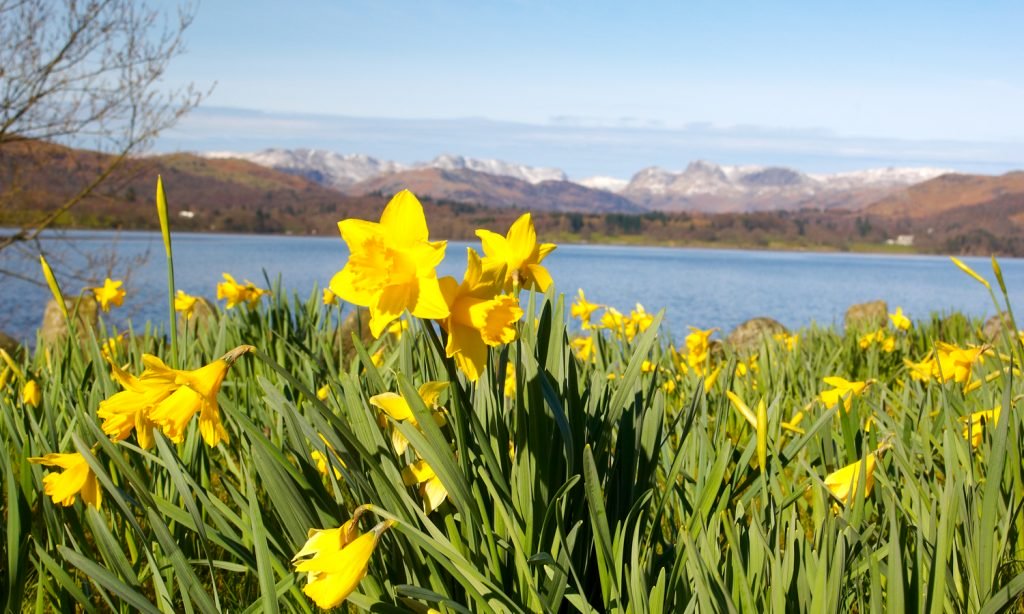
[1,229,1019,343]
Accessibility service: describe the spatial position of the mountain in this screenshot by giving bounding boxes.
[349,167,642,213]
[577,176,630,192]
[864,171,1024,218]
[620,161,951,213]
[202,148,569,190]
[203,148,407,190]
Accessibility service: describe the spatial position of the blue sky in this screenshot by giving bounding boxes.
[156,1,1024,178]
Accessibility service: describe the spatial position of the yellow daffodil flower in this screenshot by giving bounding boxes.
[438,248,523,381]
[217,273,268,309]
[934,342,985,385]
[370,382,448,455]
[316,384,330,400]
[819,376,868,412]
[961,406,1000,448]
[402,458,449,513]
[22,379,40,407]
[322,288,339,306]
[387,319,409,339]
[330,190,449,338]
[103,345,253,449]
[824,453,878,508]
[97,358,176,449]
[476,212,556,293]
[92,278,126,312]
[571,336,595,362]
[504,364,517,398]
[571,289,601,328]
[889,307,911,331]
[773,331,799,351]
[28,451,102,508]
[174,290,199,318]
[904,353,936,382]
[292,515,393,610]
[641,360,656,374]
[629,304,655,337]
[311,434,346,479]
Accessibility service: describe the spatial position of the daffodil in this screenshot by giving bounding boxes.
[773,331,799,351]
[961,406,1000,448]
[503,364,517,398]
[330,190,449,338]
[146,348,252,447]
[402,458,449,513]
[97,358,172,449]
[22,379,40,407]
[370,381,448,455]
[571,289,601,328]
[28,451,102,508]
[217,273,269,309]
[322,288,339,306]
[934,342,985,385]
[571,336,595,361]
[476,212,556,293]
[103,345,254,448]
[819,376,869,412]
[292,514,393,610]
[683,326,716,375]
[311,435,346,479]
[904,353,936,382]
[889,307,911,331]
[824,453,878,507]
[174,290,199,318]
[438,248,523,381]
[91,278,126,312]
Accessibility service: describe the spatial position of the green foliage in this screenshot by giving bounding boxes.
[2,272,1024,612]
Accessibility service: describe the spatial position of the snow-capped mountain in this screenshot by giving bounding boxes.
[202,148,569,189]
[577,176,630,193]
[427,154,567,184]
[203,148,408,190]
[621,160,952,212]
[202,149,956,213]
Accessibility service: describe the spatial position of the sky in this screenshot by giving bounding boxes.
[155,1,1024,179]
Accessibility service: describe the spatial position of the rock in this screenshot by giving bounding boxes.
[39,295,99,346]
[178,296,218,334]
[844,300,888,332]
[0,330,22,359]
[725,317,788,354]
[982,313,1014,341]
[336,307,375,362]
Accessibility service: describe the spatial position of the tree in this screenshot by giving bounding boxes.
[0,0,205,252]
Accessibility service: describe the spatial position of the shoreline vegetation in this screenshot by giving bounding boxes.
[2,185,1024,611]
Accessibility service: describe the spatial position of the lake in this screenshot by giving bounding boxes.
[1,229,1019,343]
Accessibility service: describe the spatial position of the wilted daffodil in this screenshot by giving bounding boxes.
[92,278,126,312]
[330,190,449,338]
[146,345,254,447]
[370,381,448,455]
[22,379,41,407]
[402,458,449,513]
[28,451,102,509]
[217,273,268,309]
[292,509,393,610]
[438,248,523,381]
[961,405,1001,448]
[819,376,869,412]
[477,212,556,293]
[174,290,199,319]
